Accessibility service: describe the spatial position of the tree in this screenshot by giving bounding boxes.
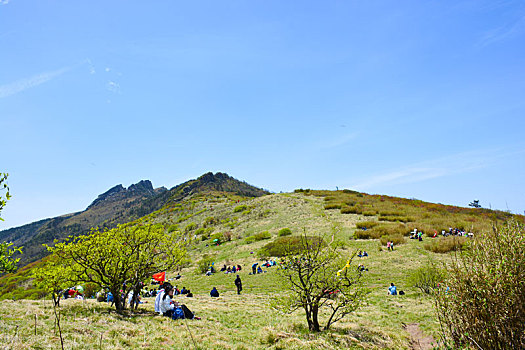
[33,255,73,307]
[0,172,22,274]
[275,232,366,332]
[434,220,525,349]
[46,222,188,312]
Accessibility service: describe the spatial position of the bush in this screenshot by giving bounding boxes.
[362,210,377,216]
[222,231,232,242]
[210,232,223,243]
[424,236,467,253]
[408,262,445,294]
[245,231,272,243]
[434,221,525,349]
[379,234,406,246]
[379,215,410,223]
[168,225,178,233]
[278,228,292,236]
[203,216,218,228]
[355,221,379,230]
[234,205,248,213]
[195,228,206,235]
[185,222,197,232]
[341,205,362,214]
[197,255,215,274]
[259,236,326,257]
[324,203,342,210]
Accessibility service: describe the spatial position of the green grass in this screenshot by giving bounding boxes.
[3,190,521,349]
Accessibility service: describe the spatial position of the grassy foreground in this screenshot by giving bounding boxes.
[0,237,446,350]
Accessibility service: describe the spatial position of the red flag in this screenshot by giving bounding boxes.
[152,271,165,282]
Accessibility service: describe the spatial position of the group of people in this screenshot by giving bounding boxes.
[386,241,395,250]
[357,250,368,257]
[220,264,242,274]
[409,229,424,241]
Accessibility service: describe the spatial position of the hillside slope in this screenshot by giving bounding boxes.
[0,172,269,266]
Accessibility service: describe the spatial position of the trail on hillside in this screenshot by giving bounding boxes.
[404,323,435,350]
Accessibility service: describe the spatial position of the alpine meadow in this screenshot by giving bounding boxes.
[0,172,523,349]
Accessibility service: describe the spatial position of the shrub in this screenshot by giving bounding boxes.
[408,262,445,294]
[234,205,248,213]
[195,228,206,235]
[434,221,525,349]
[244,236,256,244]
[379,215,410,223]
[197,254,215,274]
[424,236,467,253]
[325,203,342,210]
[355,221,379,230]
[203,216,218,227]
[354,230,374,239]
[362,210,377,216]
[259,236,326,257]
[341,205,362,214]
[379,234,406,246]
[168,225,178,233]
[278,228,292,236]
[223,231,232,242]
[185,222,197,232]
[210,232,223,243]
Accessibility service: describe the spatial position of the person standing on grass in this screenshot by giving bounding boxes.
[234,275,242,294]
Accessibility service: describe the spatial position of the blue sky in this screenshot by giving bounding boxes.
[1,1,525,229]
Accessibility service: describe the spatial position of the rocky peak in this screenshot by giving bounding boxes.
[128,180,155,195]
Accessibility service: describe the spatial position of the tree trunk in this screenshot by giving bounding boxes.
[311,306,321,332]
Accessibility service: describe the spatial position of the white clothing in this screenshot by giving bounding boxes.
[154,289,164,313]
[159,294,175,315]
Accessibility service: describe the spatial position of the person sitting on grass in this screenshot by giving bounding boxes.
[186,289,193,297]
[388,283,397,295]
[210,287,219,297]
[159,285,200,320]
[363,251,368,257]
[257,266,263,274]
[357,250,363,257]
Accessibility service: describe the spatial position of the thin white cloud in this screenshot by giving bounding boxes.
[1,0,10,5]
[350,148,523,191]
[0,66,71,98]
[478,14,525,47]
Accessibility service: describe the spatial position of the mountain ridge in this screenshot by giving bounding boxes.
[0,172,269,266]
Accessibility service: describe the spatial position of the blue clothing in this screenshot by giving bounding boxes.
[210,288,219,297]
[107,292,114,302]
[388,285,397,295]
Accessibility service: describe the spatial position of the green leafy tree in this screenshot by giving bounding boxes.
[33,255,73,307]
[0,173,22,273]
[46,223,188,312]
[275,232,366,332]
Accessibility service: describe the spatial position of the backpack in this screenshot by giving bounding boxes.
[173,307,185,319]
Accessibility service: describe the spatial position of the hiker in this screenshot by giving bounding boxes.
[159,285,200,320]
[154,282,171,314]
[210,287,220,297]
[363,251,368,257]
[237,264,242,271]
[180,287,188,295]
[234,275,242,294]
[358,250,363,257]
[257,266,263,274]
[186,289,193,297]
[252,263,258,275]
[388,283,397,295]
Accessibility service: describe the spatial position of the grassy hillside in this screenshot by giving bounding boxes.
[1,189,522,349]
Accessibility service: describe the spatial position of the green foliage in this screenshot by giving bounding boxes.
[0,172,11,219]
[203,216,218,227]
[355,221,379,230]
[434,221,525,349]
[197,254,215,274]
[185,222,197,232]
[259,236,326,257]
[245,231,271,244]
[233,204,248,213]
[274,232,366,332]
[46,223,188,311]
[210,232,223,243]
[33,255,73,306]
[424,236,467,253]
[408,262,445,294]
[0,242,22,274]
[341,205,362,214]
[324,203,342,210]
[278,228,292,237]
[168,224,178,233]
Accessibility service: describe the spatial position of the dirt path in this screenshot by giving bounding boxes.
[404,323,435,350]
